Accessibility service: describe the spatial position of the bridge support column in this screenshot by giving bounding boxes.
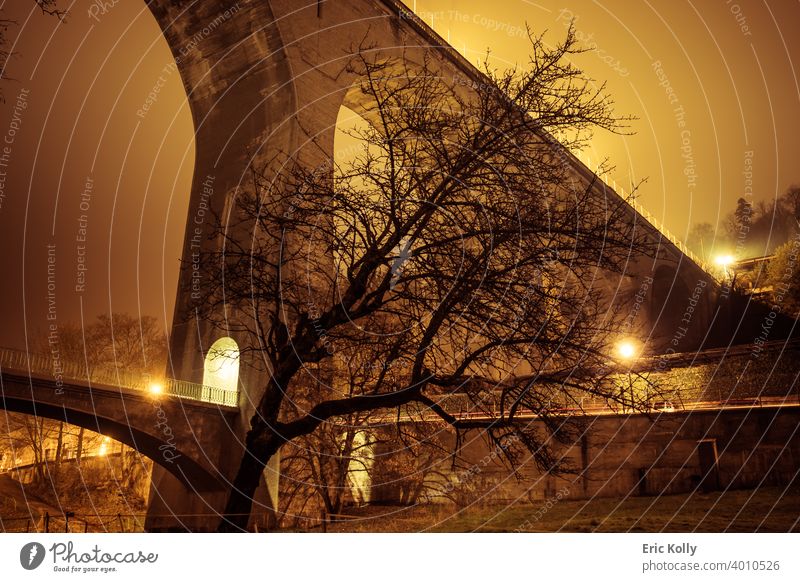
[248,452,281,531]
[144,468,225,532]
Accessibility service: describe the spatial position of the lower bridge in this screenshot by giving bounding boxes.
[367,404,800,509]
[0,347,237,492]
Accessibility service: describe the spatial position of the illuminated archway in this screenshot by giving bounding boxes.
[202,337,240,405]
[346,430,375,505]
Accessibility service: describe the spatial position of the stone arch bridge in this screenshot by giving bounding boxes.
[3,0,775,531]
[143,0,725,529]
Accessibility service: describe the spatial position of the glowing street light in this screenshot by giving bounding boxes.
[616,340,639,361]
[714,254,735,268]
[148,381,164,396]
[714,254,736,285]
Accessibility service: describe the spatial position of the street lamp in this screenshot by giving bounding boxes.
[148,381,164,396]
[714,254,734,268]
[616,339,638,361]
[714,254,736,286]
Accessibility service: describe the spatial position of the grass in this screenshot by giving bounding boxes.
[325,486,800,532]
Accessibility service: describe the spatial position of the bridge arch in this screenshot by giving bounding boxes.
[0,372,232,492]
[1,398,219,491]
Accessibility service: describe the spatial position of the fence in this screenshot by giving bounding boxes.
[0,346,238,407]
[1,512,146,533]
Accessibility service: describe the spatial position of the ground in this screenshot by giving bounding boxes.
[0,467,148,532]
[322,486,800,532]
[3,474,798,532]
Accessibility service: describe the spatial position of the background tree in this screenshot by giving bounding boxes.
[277,347,386,524]
[727,197,754,245]
[193,28,659,531]
[89,313,168,379]
[693,185,800,261]
[277,344,453,526]
[0,1,66,101]
[764,238,800,316]
[780,185,800,223]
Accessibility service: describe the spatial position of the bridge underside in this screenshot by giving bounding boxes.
[0,371,236,492]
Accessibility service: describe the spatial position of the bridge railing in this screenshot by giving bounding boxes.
[0,346,238,408]
[385,393,800,425]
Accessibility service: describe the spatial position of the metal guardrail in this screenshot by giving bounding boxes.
[0,346,238,408]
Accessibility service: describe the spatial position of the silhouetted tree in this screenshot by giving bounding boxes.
[731,197,753,239]
[192,28,659,531]
[0,1,67,101]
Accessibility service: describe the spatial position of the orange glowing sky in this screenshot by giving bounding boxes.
[0,0,797,347]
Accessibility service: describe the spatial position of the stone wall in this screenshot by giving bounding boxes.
[370,406,800,506]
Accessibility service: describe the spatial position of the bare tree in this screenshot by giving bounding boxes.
[277,342,449,526]
[278,348,380,523]
[0,1,67,101]
[191,28,657,531]
[91,313,168,378]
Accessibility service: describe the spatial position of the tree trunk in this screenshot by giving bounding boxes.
[32,418,45,483]
[217,429,280,532]
[54,422,64,483]
[333,428,356,514]
[76,427,84,463]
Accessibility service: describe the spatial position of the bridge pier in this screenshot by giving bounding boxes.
[145,472,227,532]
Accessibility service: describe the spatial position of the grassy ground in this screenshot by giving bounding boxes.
[325,486,800,532]
[0,470,148,532]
